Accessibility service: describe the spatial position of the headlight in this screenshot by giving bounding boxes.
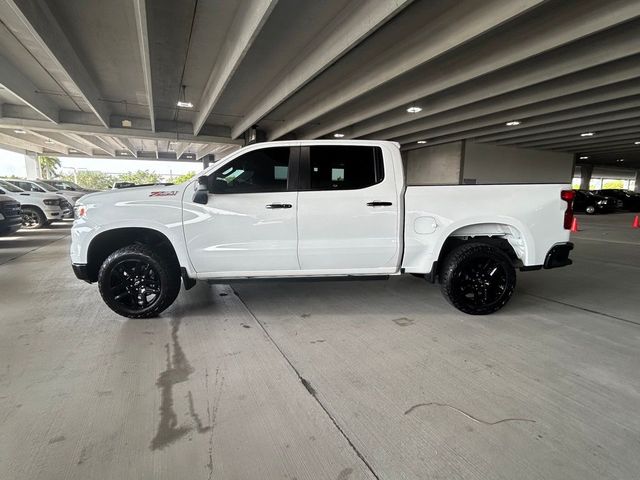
[74,204,87,218]
[43,199,60,206]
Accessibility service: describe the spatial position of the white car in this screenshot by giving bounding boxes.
[4,178,83,217]
[0,180,63,229]
[71,140,574,318]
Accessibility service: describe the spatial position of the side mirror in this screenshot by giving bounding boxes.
[192,176,210,205]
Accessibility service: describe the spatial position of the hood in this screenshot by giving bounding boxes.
[13,191,60,201]
[78,183,190,205]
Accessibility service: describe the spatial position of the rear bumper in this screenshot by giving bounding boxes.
[544,242,573,269]
[0,217,22,235]
[72,263,92,283]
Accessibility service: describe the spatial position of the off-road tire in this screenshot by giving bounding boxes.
[440,242,516,315]
[98,244,180,318]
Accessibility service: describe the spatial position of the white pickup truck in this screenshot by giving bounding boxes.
[71,140,574,318]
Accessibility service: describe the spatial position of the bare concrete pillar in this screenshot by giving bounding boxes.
[202,154,213,170]
[579,164,593,190]
[24,152,40,179]
[634,170,640,193]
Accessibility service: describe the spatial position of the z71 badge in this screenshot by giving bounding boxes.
[149,191,178,197]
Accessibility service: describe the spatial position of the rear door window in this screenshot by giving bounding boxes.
[308,145,383,190]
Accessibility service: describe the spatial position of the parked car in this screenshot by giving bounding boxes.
[41,179,98,193]
[572,190,618,214]
[592,189,640,212]
[0,193,22,236]
[0,180,63,229]
[71,140,574,318]
[3,178,83,216]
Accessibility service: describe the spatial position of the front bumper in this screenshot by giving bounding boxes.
[72,263,92,283]
[544,242,573,269]
[0,216,22,235]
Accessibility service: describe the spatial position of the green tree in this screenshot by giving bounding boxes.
[60,170,115,190]
[38,155,61,179]
[172,171,197,184]
[118,170,161,185]
[602,179,624,189]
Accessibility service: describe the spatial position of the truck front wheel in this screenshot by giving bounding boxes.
[98,244,180,318]
[439,243,516,315]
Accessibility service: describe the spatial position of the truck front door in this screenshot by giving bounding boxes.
[183,146,300,276]
[296,144,400,273]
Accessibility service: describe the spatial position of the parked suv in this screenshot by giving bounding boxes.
[592,189,640,212]
[572,190,618,214]
[41,179,98,193]
[4,178,81,217]
[0,180,63,229]
[0,193,22,236]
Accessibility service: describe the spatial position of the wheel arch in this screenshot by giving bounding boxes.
[86,227,181,282]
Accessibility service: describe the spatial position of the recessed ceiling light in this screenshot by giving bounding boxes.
[121,119,132,128]
[119,151,128,156]
[69,149,77,153]
[417,140,427,144]
[176,101,193,108]
[617,158,625,162]
[580,132,595,137]
[44,139,54,144]
[634,141,640,145]
[579,156,589,160]
[333,133,345,138]
[14,129,27,134]
[505,120,521,126]
[406,106,422,113]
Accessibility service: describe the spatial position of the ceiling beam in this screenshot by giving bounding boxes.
[174,142,190,159]
[0,53,59,123]
[116,137,138,158]
[2,0,110,127]
[133,0,155,132]
[268,0,547,141]
[521,128,640,149]
[0,116,241,147]
[195,143,219,160]
[491,111,640,146]
[231,0,414,139]
[24,130,69,154]
[0,131,44,153]
[295,0,640,140]
[74,134,116,157]
[375,55,640,144]
[193,0,279,135]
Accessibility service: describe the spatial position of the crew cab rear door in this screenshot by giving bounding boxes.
[296,144,400,273]
[183,145,300,276]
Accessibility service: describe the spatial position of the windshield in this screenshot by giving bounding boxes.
[47,180,81,190]
[33,181,58,192]
[0,180,25,193]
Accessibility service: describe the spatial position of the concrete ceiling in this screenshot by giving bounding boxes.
[0,0,638,167]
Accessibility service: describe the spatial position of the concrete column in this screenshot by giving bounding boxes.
[579,164,593,190]
[24,152,40,179]
[202,154,213,170]
[634,170,640,193]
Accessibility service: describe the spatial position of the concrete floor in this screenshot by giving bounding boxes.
[1,214,639,480]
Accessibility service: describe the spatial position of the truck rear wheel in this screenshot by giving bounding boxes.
[439,243,516,315]
[98,244,180,318]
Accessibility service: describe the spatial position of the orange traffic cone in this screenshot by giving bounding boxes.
[570,217,579,232]
[633,215,640,229]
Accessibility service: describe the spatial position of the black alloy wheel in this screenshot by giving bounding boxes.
[98,244,181,318]
[440,243,516,315]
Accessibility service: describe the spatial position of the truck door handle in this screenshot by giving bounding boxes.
[265,203,292,209]
[367,201,392,207]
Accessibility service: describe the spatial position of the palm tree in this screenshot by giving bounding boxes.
[38,155,61,179]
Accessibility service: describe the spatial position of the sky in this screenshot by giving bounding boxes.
[0,147,201,177]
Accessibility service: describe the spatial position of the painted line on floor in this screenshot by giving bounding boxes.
[524,293,640,327]
[572,236,640,246]
[231,287,382,480]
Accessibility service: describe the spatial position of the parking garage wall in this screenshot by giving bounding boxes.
[462,143,574,184]
[405,141,463,185]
